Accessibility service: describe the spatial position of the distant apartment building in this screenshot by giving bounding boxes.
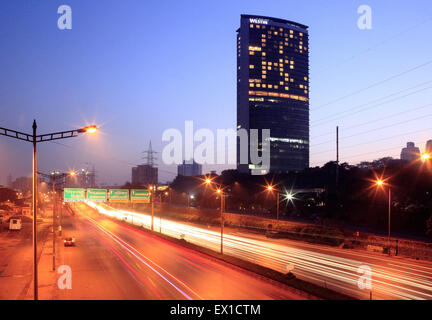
[132,164,158,186]
[65,169,96,188]
[177,161,202,177]
[426,140,432,154]
[401,142,420,162]
[11,176,32,193]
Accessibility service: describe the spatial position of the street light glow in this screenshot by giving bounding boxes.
[376,179,384,186]
[78,125,98,134]
[421,153,431,162]
[267,185,273,191]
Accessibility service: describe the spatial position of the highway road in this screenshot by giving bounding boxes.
[50,203,305,300]
[85,201,432,300]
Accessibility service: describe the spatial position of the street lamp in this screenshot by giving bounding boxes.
[216,188,224,254]
[0,120,97,300]
[266,185,280,220]
[375,178,392,255]
[421,153,431,162]
[203,177,225,254]
[37,170,75,271]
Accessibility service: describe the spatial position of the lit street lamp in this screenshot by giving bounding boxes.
[216,188,224,254]
[202,177,225,254]
[266,185,280,220]
[37,170,76,271]
[421,153,431,162]
[375,179,392,255]
[0,120,97,300]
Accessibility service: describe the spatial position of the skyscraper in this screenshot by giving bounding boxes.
[401,142,420,162]
[237,15,309,174]
[177,160,202,177]
[426,140,432,154]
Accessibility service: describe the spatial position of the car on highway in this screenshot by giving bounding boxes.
[64,237,75,246]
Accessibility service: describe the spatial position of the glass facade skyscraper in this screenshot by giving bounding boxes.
[237,15,309,174]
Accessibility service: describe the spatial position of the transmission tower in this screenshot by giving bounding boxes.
[143,141,158,167]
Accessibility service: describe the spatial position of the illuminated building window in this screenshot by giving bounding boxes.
[257,25,260,29]
[262,52,266,56]
[290,78,294,82]
[249,65,254,69]
[256,83,261,87]
[262,84,266,88]
[304,76,308,81]
[280,72,283,76]
[249,51,254,55]
[290,35,293,39]
[299,84,304,88]
[250,83,254,87]
[290,65,294,69]
[268,61,272,65]
[280,81,284,85]
[304,90,308,94]
[279,50,283,54]
[285,86,289,90]
[262,75,266,79]
[249,46,262,51]
[290,30,293,34]
[250,24,254,28]
[299,32,303,36]
[262,61,266,65]
[268,84,273,88]
[267,66,271,70]
[285,77,288,81]
[274,85,278,89]
[274,31,278,35]
[262,70,267,74]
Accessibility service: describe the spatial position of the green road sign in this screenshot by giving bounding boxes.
[109,189,129,202]
[130,189,150,203]
[64,188,85,202]
[86,189,108,202]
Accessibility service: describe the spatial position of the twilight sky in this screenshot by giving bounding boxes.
[1,0,432,186]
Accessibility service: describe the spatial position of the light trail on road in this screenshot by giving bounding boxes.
[84,201,432,300]
[69,202,305,300]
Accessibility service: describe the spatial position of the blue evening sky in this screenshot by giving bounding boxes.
[1,0,432,185]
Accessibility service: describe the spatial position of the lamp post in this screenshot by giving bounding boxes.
[38,170,75,271]
[267,185,280,220]
[217,188,224,254]
[0,121,97,300]
[203,177,225,254]
[376,179,392,254]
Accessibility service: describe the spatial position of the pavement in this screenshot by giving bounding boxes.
[0,220,50,300]
[35,204,306,300]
